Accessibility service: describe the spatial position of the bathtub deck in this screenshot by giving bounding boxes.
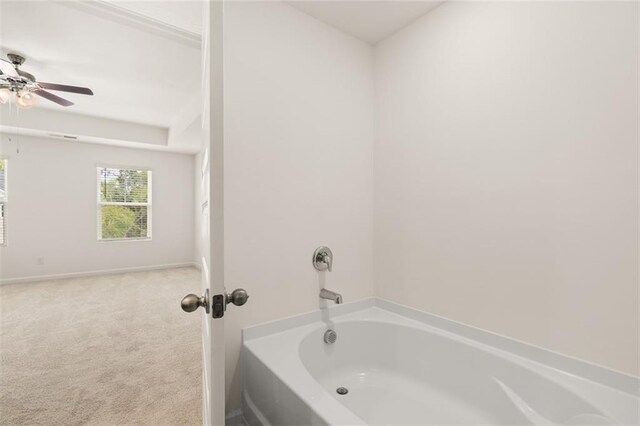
[242,299,639,426]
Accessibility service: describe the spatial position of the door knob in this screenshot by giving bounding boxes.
[227,288,249,307]
[181,289,210,313]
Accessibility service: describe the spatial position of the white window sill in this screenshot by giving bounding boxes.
[98,237,152,243]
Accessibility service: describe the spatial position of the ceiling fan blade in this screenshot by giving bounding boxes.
[33,89,74,107]
[17,69,36,82]
[37,82,93,95]
[0,59,18,77]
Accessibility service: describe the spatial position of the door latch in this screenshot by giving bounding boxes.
[211,294,225,318]
[211,288,249,319]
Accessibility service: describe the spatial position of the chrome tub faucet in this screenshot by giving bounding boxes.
[320,288,342,304]
[313,246,341,304]
[313,246,333,272]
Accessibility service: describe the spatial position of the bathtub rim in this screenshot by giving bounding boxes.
[243,297,639,397]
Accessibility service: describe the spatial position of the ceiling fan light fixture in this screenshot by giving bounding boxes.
[0,88,10,104]
[16,90,36,109]
[1,54,92,108]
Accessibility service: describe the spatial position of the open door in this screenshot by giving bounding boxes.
[200,1,225,425]
[180,2,247,425]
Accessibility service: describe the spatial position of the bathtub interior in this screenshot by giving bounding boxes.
[298,320,619,425]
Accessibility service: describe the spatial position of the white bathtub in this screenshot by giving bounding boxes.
[242,299,639,425]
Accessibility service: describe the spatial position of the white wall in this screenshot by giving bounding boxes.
[374,1,638,375]
[0,135,195,282]
[223,1,375,410]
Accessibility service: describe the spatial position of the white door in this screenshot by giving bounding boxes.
[181,2,239,425]
[201,1,225,425]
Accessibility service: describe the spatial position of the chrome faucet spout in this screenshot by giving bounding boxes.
[320,288,342,304]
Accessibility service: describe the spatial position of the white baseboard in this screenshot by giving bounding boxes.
[0,262,199,285]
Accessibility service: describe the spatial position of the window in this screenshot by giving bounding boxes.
[97,167,151,241]
[0,159,6,246]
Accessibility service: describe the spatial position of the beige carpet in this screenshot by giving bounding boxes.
[0,267,202,426]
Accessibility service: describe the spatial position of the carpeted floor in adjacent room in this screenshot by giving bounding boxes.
[0,267,202,426]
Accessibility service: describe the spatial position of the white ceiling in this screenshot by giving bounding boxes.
[105,0,203,35]
[0,0,443,130]
[286,1,443,44]
[0,0,202,129]
[0,0,441,152]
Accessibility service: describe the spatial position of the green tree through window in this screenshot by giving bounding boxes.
[98,167,151,240]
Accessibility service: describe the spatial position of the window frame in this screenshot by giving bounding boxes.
[96,165,153,242]
[0,158,7,247]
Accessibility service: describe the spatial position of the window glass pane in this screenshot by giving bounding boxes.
[99,167,148,203]
[100,205,148,239]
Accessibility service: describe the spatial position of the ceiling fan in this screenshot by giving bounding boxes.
[0,53,93,108]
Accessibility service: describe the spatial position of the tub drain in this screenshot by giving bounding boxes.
[336,387,348,395]
[324,329,337,344]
